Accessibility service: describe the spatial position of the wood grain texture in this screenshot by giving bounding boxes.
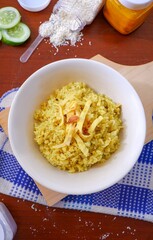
[0,108,9,135]
[0,0,153,239]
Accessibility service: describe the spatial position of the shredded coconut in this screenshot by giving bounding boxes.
[39,0,105,48]
[101,233,111,239]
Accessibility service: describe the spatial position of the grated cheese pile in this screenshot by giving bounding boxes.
[39,0,105,47]
[34,82,123,173]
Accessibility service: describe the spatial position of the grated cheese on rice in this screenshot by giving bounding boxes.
[34,82,123,173]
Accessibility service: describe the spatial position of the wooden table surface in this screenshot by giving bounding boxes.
[0,1,153,239]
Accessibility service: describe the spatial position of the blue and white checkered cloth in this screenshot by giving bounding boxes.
[0,89,153,222]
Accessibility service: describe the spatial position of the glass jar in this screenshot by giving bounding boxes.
[0,203,17,240]
[103,0,153,34]
[52,0,106,31]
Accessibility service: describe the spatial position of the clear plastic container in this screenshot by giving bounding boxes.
[0,203,17,240]
[52,0,106,31]
[103,0,153,34]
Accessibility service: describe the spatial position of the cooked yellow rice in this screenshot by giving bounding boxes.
[34,82,123,173]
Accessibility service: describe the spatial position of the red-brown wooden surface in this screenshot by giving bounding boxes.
[0,1,153,239]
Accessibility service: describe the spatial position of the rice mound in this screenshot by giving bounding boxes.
[34,82,123,173]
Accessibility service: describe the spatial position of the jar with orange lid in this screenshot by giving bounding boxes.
[103,0,153,34]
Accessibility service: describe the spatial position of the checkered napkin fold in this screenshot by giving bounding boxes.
[0,89,153,222]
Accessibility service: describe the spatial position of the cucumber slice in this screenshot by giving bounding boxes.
[2,22,31,46]
[0,7,21,29]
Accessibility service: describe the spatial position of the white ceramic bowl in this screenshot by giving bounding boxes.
[8,59,146,195]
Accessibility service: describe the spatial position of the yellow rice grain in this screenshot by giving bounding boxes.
[34,82,123,173]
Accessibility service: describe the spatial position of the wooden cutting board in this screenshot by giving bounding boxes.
[0,54,153,206]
